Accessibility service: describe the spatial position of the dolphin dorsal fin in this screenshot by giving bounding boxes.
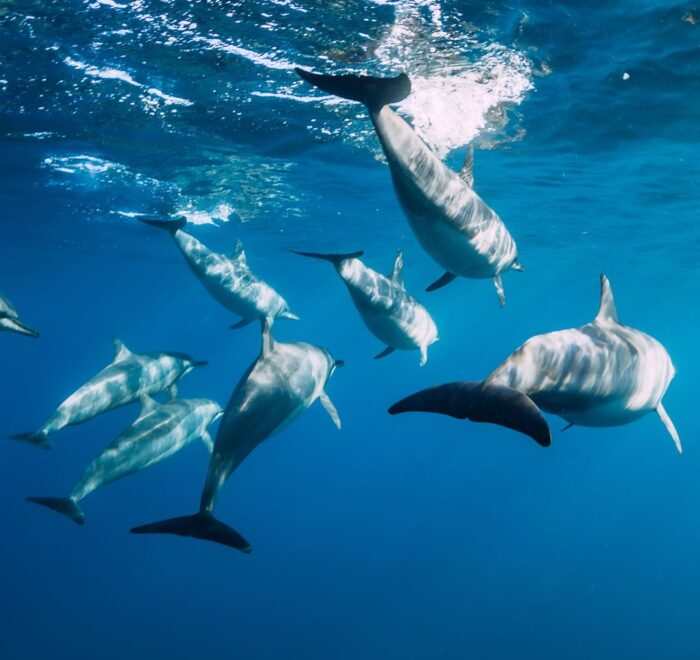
[459,146,474,188]
[390,249,404,286]
[595,274,618,324]
[232,239,247,265]
[137,395,159,420]
[261,319,274,357]
[112,337,133,362]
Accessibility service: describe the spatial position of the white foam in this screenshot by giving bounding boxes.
[173,203,236,226]
[193,36,298,71]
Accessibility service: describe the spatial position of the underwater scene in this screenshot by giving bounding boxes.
[1,0,700,658]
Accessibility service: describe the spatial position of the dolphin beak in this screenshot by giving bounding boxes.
[191,360,208,367]
[334,360,345,369]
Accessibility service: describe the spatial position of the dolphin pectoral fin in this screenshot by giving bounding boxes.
[200,431,214,454]
[131,511,252,553]
[26,496,84,525]
[494,275,506,308]
[388,381,551,447]
[419,345,429,367]
[230,318,253,330]
[319,391,341,430]
[374,346,395,360]
[8,431,51,450]
[426,272,457,292]
[165,385,177,401]
[561,422,574,432]
[459,146,474,187]
[657,402,681,454]
[389,250,404,285]
[294,68,411,112]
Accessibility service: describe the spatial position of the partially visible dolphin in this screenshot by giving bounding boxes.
[11,338,206,449]
[139,216,299,328]
[295,68,522,306]
[27,397,223,524]
[0,293,38,337]
[390,275,680,452]
[293,248,438,365]
[131,322,343,552]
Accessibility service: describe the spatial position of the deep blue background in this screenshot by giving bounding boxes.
[1,1,699,658]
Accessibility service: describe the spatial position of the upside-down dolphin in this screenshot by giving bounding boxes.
[390,275,680,451]
[131,322,343,552]
[0,293,38,337]
[139,216,299,328]
[293,249,438,365]
[27,397,223,524]
[295,68,522,306]
[11,338,205,449]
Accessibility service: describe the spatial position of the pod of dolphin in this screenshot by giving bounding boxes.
[3,67,679,553]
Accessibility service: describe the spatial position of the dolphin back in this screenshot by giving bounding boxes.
[295,68,411,112]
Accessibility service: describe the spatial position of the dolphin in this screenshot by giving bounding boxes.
[295,68,522,306]
[390,275,680,452]
[293,248,438,365]
[27,397,223,524]
[0,293,38,337]
[11,337,206,449]
[139,216,299,328]
[131,321,343,552]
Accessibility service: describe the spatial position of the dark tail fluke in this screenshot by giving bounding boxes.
[9,431,51,450]
[389,381,551,447]
[27,497,85,525]
[291,249,364,267]
[130,511,252,553]
[295,68,411,112]
[138,215,187,234]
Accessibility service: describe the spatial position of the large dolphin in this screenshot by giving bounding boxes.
[295,68,522,306]
[293,248,438,365]
[390,275,680,452]
[0,293,38,337]
[11,338,205,449]
[27,397,223,524]
[131,322,343,552]
[139,216,299,328]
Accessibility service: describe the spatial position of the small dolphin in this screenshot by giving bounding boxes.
[11,338,206,449]
[0,293,38,337]
[295,68,522,306]
[131,322,342,552]
[27,397,223,524]
[390,275,680,452]
[293,248,438,365]
[139,216,299,328]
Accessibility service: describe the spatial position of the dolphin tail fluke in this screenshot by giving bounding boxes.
[138,216,186,234]
[388,381,551,447]
[2,317,39,337]
[130,511,252,553]
[295,68,411,112]
[290,250,364,267]
[26,496,85,525]
[8,430,51,450]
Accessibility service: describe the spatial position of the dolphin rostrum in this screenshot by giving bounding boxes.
[0,293,38,337]
[390,275,680,452]
[131,321,342,552]
[139,216,299,328]
[295,68,522,306]
[293,248,438,365]
[11,338,206,449]
[27,397,223,524]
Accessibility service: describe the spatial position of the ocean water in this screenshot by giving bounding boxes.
[1,0,699,657]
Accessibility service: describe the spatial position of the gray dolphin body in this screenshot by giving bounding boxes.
[12,338,205,449]
[391,275,680,452]
[140,217,298,327]
[295,68,522,306]
[27,398,223,524]
[294,249,438,365]
[0,293,38,337]
[131,323,342,552]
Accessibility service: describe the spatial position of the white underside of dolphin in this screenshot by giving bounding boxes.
[391,275,680,453]
[293,248,438,365]
[27,398,223,524]
[295,68,522,306]
[130,321,342,552]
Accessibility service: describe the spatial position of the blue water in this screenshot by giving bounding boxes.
[2,0,700,657]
